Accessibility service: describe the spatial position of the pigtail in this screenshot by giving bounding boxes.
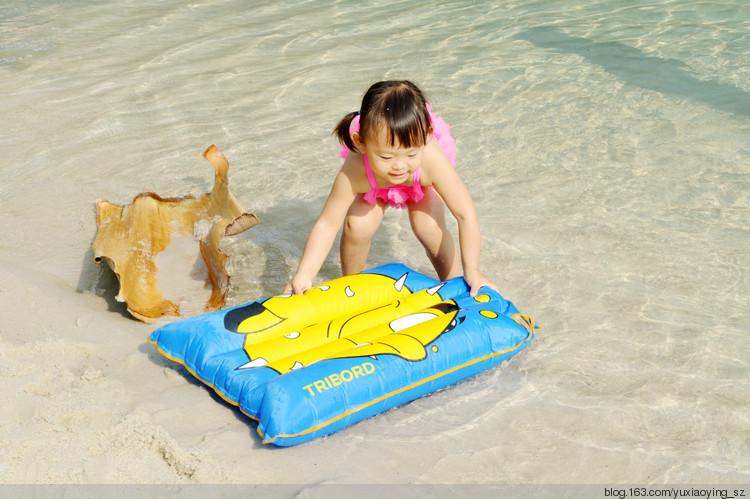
[334,111,359,153]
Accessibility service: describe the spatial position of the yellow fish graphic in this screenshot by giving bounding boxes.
[259,289,457,373]
[224,272,410,339]
[280,303,460,371]
[226,271,461,373]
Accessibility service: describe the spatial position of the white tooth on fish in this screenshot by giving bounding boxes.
[394,273,407,292]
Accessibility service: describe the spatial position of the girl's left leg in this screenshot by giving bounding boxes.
[408,189,461,281]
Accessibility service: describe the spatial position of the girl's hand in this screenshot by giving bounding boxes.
[283,275,312,295]
[464,270,499,297]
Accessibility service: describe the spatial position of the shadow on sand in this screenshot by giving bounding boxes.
[515,26,750,117]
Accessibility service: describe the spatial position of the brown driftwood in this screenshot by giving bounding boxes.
[92,145,258,323]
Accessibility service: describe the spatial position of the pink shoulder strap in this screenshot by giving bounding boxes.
[363,154,378,189]
[413,166,422,185]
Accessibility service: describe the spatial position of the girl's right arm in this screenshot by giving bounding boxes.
[284,164,360,294]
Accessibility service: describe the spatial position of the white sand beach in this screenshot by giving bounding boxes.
[1,0,748,489]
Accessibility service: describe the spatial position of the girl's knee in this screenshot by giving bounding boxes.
[344,199,384,241]
[344,214,378,243]
[410,210,446,244]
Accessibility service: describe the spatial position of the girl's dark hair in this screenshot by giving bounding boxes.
[335,80,431,153]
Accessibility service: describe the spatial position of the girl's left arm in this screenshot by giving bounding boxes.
[425,142,499,296]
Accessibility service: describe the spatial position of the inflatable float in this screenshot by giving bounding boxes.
[148,263,537,446]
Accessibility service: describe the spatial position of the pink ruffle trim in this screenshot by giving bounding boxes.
[363,184,424,210]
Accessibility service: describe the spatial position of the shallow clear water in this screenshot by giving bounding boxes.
[1,0,748,483]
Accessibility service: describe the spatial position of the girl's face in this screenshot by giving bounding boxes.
[353,124,430,186]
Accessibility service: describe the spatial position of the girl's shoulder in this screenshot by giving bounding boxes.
[338,152,370,193]
[419,138,455,187]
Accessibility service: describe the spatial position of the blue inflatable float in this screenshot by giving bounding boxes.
[148,263,537,446]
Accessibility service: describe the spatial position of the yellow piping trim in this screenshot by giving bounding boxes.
[150,313,537,444]
[259,327,533,444]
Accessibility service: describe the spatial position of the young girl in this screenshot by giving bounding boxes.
[284,80,497,297]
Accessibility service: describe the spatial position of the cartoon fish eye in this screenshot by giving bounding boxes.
[389,312,439,332]
[443,316,463,335]
[345,286,354,297]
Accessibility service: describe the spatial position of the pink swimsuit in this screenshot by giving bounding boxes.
[362,154,425,209]
[340,104,456,210]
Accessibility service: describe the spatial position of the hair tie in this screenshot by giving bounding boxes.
[350,113,361,134]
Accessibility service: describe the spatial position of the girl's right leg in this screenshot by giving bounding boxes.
[340,195,386,275]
